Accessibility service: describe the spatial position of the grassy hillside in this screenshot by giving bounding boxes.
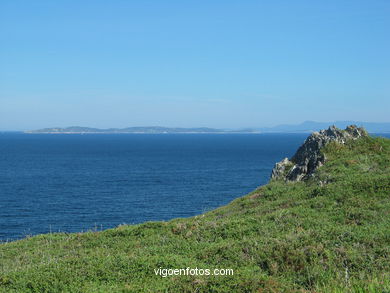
[1,135,389,292]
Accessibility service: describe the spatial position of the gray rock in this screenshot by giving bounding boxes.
[271,158,291,179]
[271,125,368,181]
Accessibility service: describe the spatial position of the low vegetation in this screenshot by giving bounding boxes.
[1,135,389,292]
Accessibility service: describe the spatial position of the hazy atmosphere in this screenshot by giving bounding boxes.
[1,2,390,292]
[1,0,389,130]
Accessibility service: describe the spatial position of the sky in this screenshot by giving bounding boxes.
[0,0,389,130]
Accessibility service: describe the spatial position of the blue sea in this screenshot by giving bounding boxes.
[1,133,387,241]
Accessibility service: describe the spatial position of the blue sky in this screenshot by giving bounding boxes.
[1,0,389,130]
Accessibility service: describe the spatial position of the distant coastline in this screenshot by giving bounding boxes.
[25,126,260,134]
[25,121,390,134]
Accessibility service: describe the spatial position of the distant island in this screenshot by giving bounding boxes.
[25,121,390,134]
[25,126,259,134]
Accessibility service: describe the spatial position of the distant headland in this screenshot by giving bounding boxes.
[25,121,390,134]
[25,126,259,134]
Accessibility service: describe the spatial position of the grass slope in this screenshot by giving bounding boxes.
[1,136,389,292]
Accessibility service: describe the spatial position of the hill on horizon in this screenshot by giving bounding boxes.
[24,121,390,134]
[258,121,390,133]
[24,126,256,134]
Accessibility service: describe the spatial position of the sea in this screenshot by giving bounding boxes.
[1,132,388,241]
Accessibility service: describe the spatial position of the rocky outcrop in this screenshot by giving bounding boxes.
[271,125,368,181]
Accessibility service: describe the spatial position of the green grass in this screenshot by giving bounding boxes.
[1,136,389,292]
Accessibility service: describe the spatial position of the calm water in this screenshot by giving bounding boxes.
[0,133,330,240]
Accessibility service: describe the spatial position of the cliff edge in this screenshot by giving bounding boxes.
[271,125,368,181]
[1,126,389,292]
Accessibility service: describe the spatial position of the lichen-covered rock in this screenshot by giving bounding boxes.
[271,158,292,179]
[271,125,368,181]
